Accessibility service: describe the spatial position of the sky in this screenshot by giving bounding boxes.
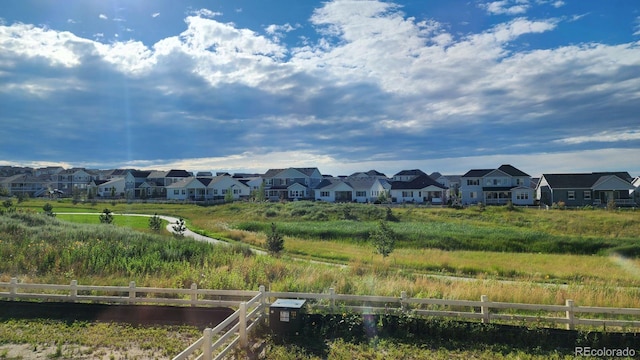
[1,0,639,177]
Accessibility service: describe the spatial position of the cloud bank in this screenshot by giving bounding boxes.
[1,0,639,176]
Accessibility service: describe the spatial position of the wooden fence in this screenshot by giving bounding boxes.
[2,279,640,360]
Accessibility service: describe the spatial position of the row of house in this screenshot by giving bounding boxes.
[1,164,639,207]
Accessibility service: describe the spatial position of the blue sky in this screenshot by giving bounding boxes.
[1,0,639,177]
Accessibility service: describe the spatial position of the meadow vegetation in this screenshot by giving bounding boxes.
[2,199,640,357]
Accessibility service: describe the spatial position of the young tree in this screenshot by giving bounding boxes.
[42,203,55,217]
[266,222,284,256]
[148,213,162,232]
[224,187,234,203]
[172,217,186,237]
[99,208,114,224]
[370,221,396,258]
[2,199,15,214]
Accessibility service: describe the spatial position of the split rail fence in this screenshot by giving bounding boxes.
[2,279,640,360]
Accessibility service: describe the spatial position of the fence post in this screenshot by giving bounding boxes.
[190,283,198,307]
[329,288,335,312]
[566,299,575,330]
[9,278,17,299]
[400,291,408,312]
[202,328,213,360]
[239,302,248,348]
[129,281,136,303]
[259,285,267,323]
[481,295,490,324]
[70,280,78,300]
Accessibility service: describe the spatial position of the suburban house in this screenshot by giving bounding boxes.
[55,168,94,195]
[431,172,462,201]
[536,172,636,207]
[262,168,323,201]
[90,177,126,198]
[124,170,152,198]
[460,165,534,206]
[166,175,250,201]
[390,174,448,204]
[315,176,391,203]
[0,173,52,198]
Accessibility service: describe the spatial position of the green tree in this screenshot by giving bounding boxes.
[370,221,396,258]
[266,222,284,256]
[252,182,266,202]
[377,191,390,204]
[148,213,162,232]
[99,208,114,224]
[42,203,56,217]
[2,199,15,214]
[72,187,82,204]
[224,187,234,203]
[172,218,186,237]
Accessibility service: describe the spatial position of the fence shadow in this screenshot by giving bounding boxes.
[259,313,640,358]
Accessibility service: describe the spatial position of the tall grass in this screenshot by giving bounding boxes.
[3,212,640,309]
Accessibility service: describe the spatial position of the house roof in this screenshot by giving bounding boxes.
[129,170,151,178]
[462,169,493,177]
[147,171,168,178]
[391,175,447,190]
[263,167,320,178]
[166,169,191,178]
[393,169,427,177]
[541,172,633,189]
[497,164,530,177]
[462,165,529,178]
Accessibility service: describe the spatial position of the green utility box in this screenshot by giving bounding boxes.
[269,299,306,335]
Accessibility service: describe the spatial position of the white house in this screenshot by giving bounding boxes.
[96,177,126,198]
[206,176,250,200]
[390,175,447,204]
[315,177,391,203]
[166,177,207,201]
[460,164,534,205]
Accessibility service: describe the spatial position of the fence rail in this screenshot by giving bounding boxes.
[1,279,639,359]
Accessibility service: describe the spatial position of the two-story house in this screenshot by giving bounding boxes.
[262,167,323,201]
[460,164,534,205]
[55,168,95,195]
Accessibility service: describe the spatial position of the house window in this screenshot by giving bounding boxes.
[584,191,591,200]
[568,191,575,200]
[181,190,185,195]
[402,191,413,197]
[214,189,218,195]
[234,189,240,194]
[356,191,366,197]
[222,189,227,194]
[320,191,329,197]
[516,192,529,200]
[174,190,179,195]
[516,178,524,185]
[470,192,477,199]
[467,179,479,186]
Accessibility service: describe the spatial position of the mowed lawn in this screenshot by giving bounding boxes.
[56,213,169,234]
